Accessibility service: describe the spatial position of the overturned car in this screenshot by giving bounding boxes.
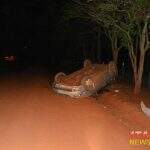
[53,60,117,98]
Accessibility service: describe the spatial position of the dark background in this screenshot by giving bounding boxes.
[0,0,56,68]
[0,0,149,86]
[0,0,110,70]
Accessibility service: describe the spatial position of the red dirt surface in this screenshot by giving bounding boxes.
[98,84,150,129]
[0,70,149,150]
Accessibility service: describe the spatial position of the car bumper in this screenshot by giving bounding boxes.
[53,83,93,98]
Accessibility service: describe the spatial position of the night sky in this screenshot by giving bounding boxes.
[0,0,64,68]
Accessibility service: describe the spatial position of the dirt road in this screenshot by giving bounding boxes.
[0,70,149,150]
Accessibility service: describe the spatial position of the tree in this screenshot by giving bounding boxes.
[62,0,122,66]
[115,0,150,94]
[63,0,150,95]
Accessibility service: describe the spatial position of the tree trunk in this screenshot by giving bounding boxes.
[111,34,119,74]
[112,50,119,76]
[113,50,118,65]
[134,52,145,95]
[134,78,141,95]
